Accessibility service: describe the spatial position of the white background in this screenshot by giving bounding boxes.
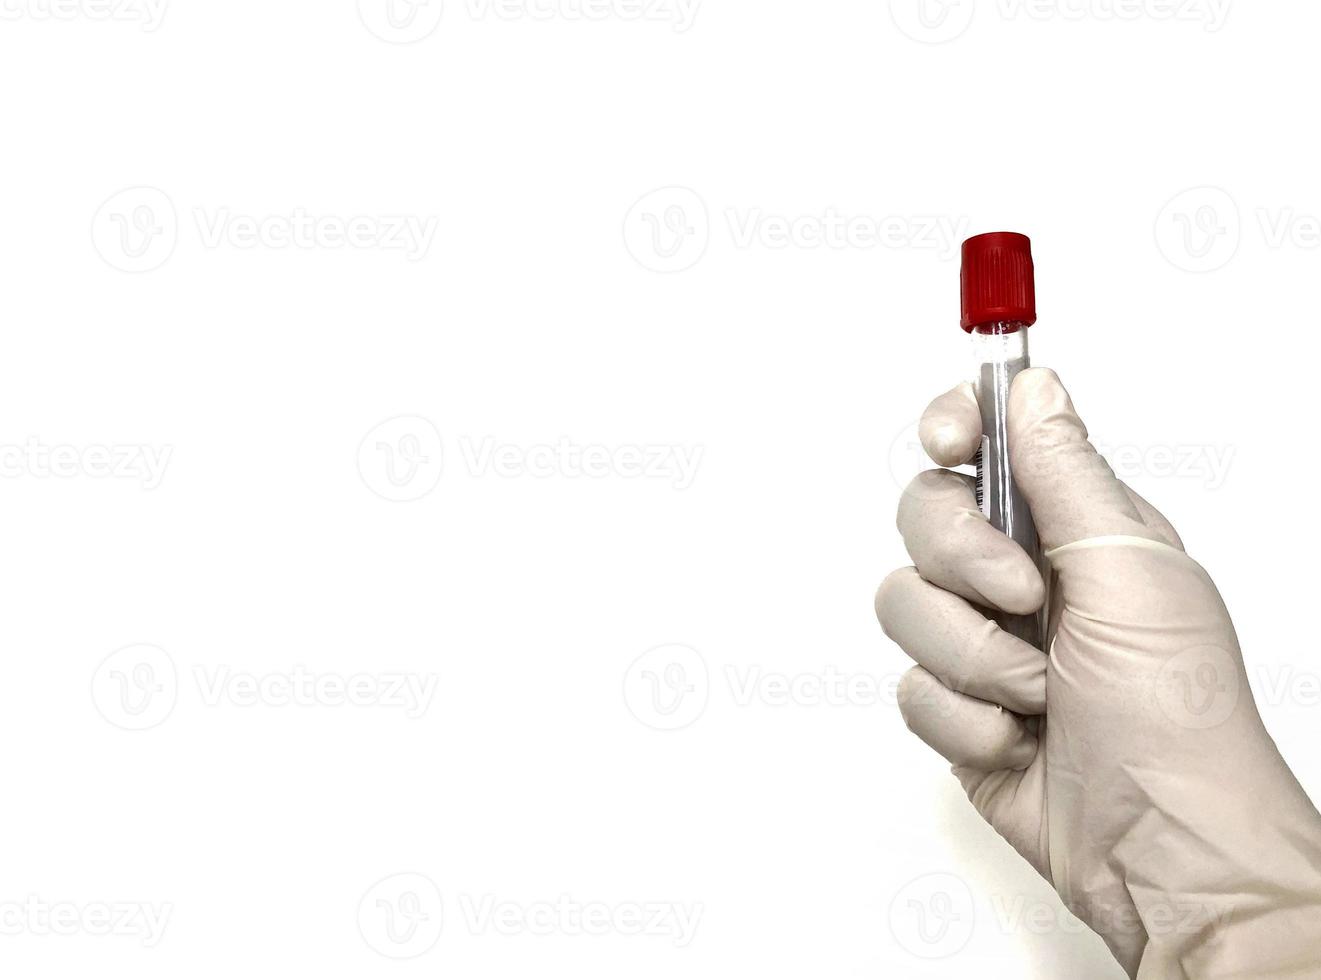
[1,1,1318,977]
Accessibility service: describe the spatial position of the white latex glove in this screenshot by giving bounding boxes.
[877,368,1321,979]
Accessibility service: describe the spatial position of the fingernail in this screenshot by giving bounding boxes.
[930,423,964,463]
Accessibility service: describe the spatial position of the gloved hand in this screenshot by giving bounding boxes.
[876,368,1321,979]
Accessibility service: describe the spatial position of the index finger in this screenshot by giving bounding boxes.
[919,382,981,467]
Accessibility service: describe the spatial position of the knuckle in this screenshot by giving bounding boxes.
[874,566,919,628]
[901,468,962,501]
[898,470,973,537]
[895,667,925,727]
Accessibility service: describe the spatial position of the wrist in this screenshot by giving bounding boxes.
[1126,794,1321,978]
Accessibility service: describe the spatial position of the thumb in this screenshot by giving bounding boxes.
[1008,368,1164,553]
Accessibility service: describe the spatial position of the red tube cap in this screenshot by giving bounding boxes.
[960,232,1036,332]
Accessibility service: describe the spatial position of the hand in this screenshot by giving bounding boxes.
[877,368,1321,978]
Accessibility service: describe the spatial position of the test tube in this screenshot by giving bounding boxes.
[960,232,1045,650]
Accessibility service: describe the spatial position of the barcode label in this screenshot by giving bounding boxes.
[974,435,990,518]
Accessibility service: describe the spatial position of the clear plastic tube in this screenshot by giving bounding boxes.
[972,322,1045,649]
